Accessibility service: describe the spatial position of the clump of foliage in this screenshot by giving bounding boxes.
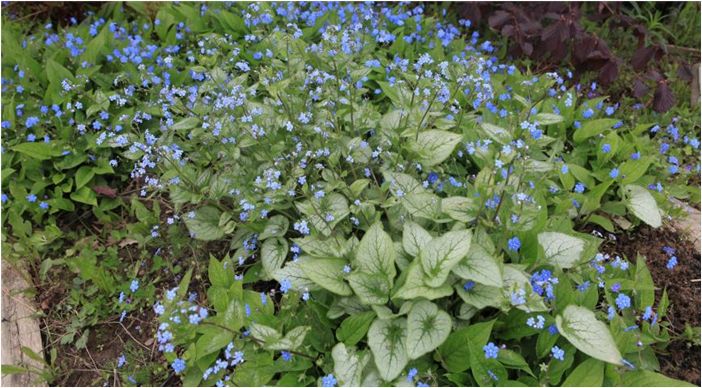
[454,2,700,114]
[1,2,699,387]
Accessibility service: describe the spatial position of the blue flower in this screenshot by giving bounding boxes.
[322,374,337,387]
[609,168,619,179]
[483,342,499,359]
[407,368,418,382]
[427,172,439,184]
[281,351,292,361]
[26,194,37,203]
[601,143,611,153]
[582,108,594,119]
[507,237,521,252]
[117,354,127,368]
[666,256,678,270]
[25,116,40,128]
[463,281,475,291]
[615,293,631,310]
[130,279,139,293]
[574,182,586,193]
[551,346,565,361]
[548,324,558,335]
[526,315,545,329]
[280,279,292,294]
[171,358,186,374]
[39,201,49,210]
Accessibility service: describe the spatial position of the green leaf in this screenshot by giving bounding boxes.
[393,260,453,300]
[405,300,452,359]
[355,223,396,280]
[619,370,695,387]
[410,130,462,166]
[384,171,425,196]
[634,255,655,308]
[562,358,604,386]
[402,221,432,257]
[337,311,376,346]
[367,318,408,381]
[259,215,289,240]
[1,364,29,375]
[498,349,535,377]
[556,305,623,365]
[534,112,564,125]
[196,328,233,358]
[573,118,619,142]
[438,320,495,373]
[402,192,443,220]
[452,228,502,287]
[420,229,472,287]
[456,283,503,309]
[184,206,225,241]
[249,323,282,345]
[332,343,370,387]
[347,272,391,305]
[11,142,63,160]
[294,235,350,259]
[75,166,94,190]
[441,196,477,223]
[266,326,311,351]
[208,256,230,288]
[480,122,512,144]
[537,232,586,268]
[300,258,352,296]
[70,186,97,206]
[272,259,319,292]
[624,185,662,227]
[46,58,75,85]
[296,193,349,236]
[171,117,200,130]
[261,237,289,279]
[620,157,652,185]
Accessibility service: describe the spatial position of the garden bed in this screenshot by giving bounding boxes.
[1,2,699,387]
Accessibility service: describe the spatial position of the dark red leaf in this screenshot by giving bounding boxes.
[598,60,619,85]
[677,63,694,82]
[501,24,515,37]
[93,186,118,198]
[631,46,656,72]
[653,81,676,113]
[632,79,649,98]
[488,10,512,29]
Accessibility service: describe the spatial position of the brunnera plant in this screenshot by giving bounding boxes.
[1,1,697,387]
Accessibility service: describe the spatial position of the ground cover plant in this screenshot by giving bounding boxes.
[1,2,700,387]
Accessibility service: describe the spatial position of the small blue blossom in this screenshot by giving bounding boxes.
[507,237,521,252]
[615,293,631,310]
[321,374,337,387]
[551,346,565,361]
[666,256,678,270]
[574,182,586,194]
[483,342,499,359]
[171,358,186,374]
[280,279,292,294]
[130,279,139,293]
[407,368,418,382]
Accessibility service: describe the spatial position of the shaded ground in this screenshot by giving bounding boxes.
[601,225,701,385]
